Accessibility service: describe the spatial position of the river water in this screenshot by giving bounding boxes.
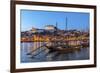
[21,42,89,63]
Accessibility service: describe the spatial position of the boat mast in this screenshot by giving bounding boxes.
[56,22,58,32]
[65,17,67,31]
[54,22,58,45]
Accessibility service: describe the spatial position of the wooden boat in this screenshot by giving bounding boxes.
[46,44,81,54]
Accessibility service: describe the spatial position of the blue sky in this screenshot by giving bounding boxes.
[21,10,90,31]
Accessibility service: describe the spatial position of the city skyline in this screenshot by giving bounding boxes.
[21,10,90,31]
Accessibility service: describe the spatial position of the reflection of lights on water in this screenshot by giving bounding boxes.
[21,42,89,63]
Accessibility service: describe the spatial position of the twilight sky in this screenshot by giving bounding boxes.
[21,10,90,31]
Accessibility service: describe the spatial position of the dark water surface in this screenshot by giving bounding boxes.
[21,42,89,63]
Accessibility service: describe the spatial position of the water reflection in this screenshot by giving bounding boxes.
[21,42,89,63]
